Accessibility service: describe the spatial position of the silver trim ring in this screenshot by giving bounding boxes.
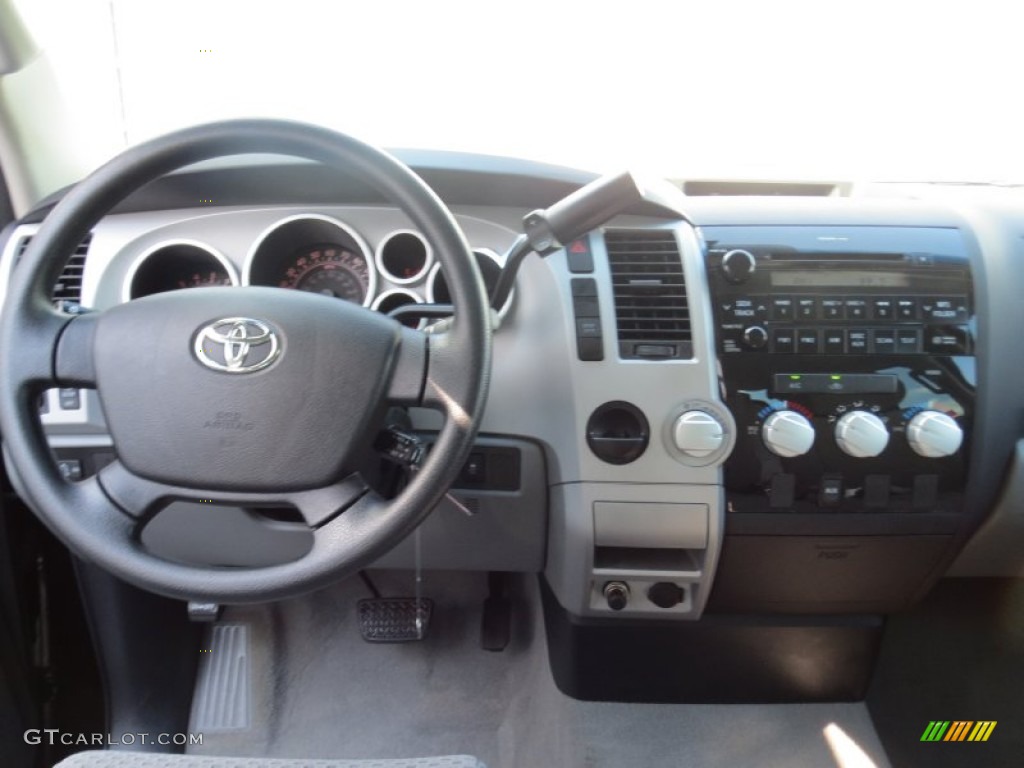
[122,239,239,302]
[193,317,281,374]
[427,247,514,319]
[370,287,423,312]
[374,229,433,285]
[242,213,377,308]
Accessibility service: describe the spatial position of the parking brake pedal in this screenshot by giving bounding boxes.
[481,572,512,652]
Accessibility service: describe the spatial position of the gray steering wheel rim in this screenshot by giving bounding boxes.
[0,118,492,603]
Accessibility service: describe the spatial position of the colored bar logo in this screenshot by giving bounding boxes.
[920,721,997,742]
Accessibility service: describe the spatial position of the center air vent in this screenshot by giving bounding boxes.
[15,233,93,310]
[605,229,692,359]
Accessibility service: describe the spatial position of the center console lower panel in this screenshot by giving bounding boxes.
[541,578,881,703]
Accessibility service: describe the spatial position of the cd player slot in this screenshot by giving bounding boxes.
[766,251,906,262]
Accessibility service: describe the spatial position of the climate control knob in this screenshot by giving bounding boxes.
[673,410,725,458]
[835,411,889,458]
[906,411,963,458]
[762,410,816,457]
[722,249,756,284]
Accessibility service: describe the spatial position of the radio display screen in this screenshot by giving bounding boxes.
[771,270,912,289]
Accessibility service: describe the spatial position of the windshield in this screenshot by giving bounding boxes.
[13,0,1024,184]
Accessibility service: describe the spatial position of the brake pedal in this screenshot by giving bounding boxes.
[358,597,433,643]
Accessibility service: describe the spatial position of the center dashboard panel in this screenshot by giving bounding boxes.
[701,224,976,613]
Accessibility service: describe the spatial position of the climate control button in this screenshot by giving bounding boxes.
[906,410,963,458]
[835,410,889,458]
[762,410,816,458]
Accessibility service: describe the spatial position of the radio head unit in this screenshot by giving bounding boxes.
[703,225,973,357]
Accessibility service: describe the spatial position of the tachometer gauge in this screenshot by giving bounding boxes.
[280,244,370,304]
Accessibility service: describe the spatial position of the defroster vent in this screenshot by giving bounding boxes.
[15,233,92,310]
[605,229,692,359]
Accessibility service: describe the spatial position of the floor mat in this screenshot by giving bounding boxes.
[190,571,890,767]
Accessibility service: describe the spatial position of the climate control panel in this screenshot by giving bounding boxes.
[725,375,970,514]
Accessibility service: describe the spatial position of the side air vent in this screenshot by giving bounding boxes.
[15,233,92,309]
[605,229,692,359]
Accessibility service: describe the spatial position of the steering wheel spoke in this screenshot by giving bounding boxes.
[97,458,370,527]
[54,311,100,387]
[386,326,429,406]
[5,304,75,392]
[421,329,483,419]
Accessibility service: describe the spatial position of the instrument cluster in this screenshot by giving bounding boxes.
[122,213,506,326]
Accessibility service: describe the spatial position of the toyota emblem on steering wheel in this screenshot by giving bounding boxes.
[194,317,281,373]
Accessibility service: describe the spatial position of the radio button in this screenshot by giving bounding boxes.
[896,329,921,354]
[924,326,970,354]
[872,328,897,353]
[772,328,796,353]
[796,329,820,354]
[771,297,794,321]
[896,299,918,320]
[923,296,969,322]
[847,330,870,353]
[823,329,846,354]
[797,298,818,320]
[872,298,895,320]
[732,298,762,321]
[821,298,843,320]
[844,298,869,320]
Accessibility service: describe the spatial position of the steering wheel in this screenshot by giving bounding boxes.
[0,119,492,603]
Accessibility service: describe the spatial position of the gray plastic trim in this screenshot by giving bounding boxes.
[949,439,1024,577]
[594,501,708,549]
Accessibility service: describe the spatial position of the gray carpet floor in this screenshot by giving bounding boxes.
[189,571,890,768]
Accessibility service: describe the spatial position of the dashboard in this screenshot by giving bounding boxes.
[1,153,1023,629]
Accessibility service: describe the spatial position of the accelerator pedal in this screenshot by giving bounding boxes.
[358,597,433,643]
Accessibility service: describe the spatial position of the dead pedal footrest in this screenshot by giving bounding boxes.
[358,597,433,642]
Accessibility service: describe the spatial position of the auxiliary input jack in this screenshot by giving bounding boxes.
[603,581,630,611]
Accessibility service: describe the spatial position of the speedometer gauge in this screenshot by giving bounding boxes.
[279,244,370,304]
